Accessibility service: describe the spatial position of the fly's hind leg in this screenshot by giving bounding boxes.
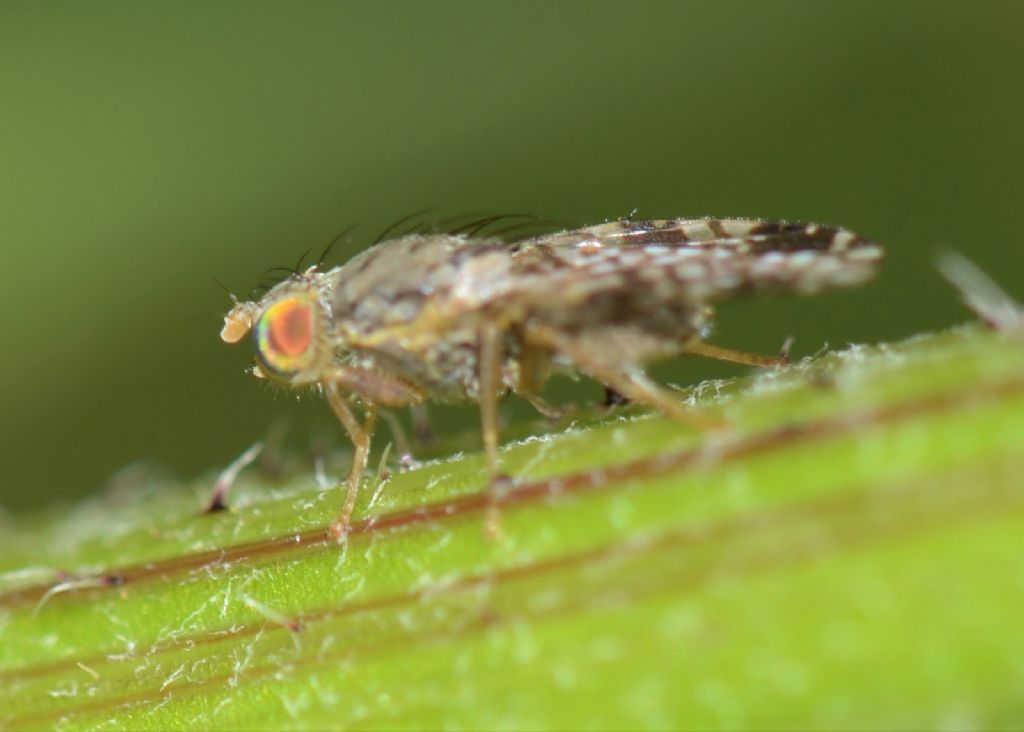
[524,324,725,430]
[520,392,572,421]
[603,386,630,408]
[686,339,792,368]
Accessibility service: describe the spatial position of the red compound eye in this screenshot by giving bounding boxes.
[256,297,316,377]
[268,300,312,356]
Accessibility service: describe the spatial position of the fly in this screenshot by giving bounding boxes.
[220,216,883,539]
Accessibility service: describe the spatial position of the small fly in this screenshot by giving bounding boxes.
[220,216,883,538]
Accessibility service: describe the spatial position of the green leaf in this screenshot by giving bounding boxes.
[2,325,1023,730]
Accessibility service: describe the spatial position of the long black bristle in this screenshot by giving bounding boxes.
[292,247,314,274]
[317,223,358,268]
[435,211,490,234]
[373,208,435,245]
[450,213,538,238]
[489,218,557,241]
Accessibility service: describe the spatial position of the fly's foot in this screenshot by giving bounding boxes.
[603,386,630,408]
[778,336,795,366]
[521,393,575,423]
[398,454,424,472]
[485,472,514,540]
[327,518,350,544]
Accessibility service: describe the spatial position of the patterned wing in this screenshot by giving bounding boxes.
[507,218,883,300]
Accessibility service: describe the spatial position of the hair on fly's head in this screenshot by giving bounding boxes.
[317,223,358,270]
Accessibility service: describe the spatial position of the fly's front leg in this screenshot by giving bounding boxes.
[321,366,424,540]
[479,322,509,537]
[323,382,378,541]
[525,324,725,430]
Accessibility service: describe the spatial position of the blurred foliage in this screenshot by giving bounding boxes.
[1,326,1022,729]
[1,2,1022,508]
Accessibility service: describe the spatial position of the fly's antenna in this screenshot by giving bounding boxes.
[372,208,435,245]
[212,277,239,304]
[317,223,358,269]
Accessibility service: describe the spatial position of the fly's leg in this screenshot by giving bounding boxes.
[323,382,378,541]
[479,323,510,537]
[686,340,791,368]
[513,330,573,421]
[380,409,419,470]
[603,386,630,407]
[520,392,572,421]
[321,367,423,540]
[479,325,504,478]
[600,369,721,428]
[410,405,436,449]
[597,340,784,411]
[525,324,725,430]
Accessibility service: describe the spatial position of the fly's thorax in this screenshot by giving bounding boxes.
[328,234,517,335]
[220,274,337,386]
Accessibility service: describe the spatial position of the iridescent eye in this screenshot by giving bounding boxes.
[255,296,316,378]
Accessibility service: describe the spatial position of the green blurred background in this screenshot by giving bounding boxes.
[1,2,1021,511]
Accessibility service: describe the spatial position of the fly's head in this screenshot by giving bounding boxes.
[220,271,335,386]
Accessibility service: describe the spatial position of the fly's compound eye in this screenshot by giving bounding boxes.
[254,296,318,379]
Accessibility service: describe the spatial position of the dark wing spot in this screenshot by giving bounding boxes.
[748,221,806,237]
[619,219,692,247]
[746,221,844,253]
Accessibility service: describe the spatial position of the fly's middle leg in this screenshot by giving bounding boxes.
[478,322,511,538]
[380,409,420,471]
